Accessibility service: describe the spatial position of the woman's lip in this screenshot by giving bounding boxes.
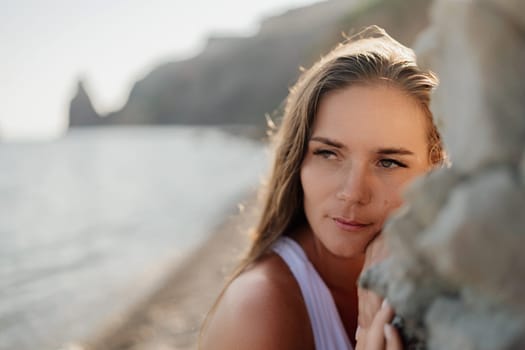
[333,217,372,232]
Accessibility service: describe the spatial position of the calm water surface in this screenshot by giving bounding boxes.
[0,126,268,350]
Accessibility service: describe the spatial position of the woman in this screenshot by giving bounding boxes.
[200,25,444,350]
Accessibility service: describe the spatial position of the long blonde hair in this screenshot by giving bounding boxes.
[200,25,443,341]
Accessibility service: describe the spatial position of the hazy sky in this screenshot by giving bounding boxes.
[1,0,322,140]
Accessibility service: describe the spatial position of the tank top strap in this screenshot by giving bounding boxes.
[272,236,353,350]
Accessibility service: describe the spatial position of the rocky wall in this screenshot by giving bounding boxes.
[361,1,525,349]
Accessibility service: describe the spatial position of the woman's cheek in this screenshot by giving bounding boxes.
[381,192,404,218]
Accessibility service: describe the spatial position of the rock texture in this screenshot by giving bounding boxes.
[361,1,525,349]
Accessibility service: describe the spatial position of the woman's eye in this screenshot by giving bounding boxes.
[378,159,406,168]
[313,149,337,160]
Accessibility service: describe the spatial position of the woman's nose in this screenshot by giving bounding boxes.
[336,165,372,205]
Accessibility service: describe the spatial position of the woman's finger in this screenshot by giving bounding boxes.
[372,300,396,328]
[359,234,389,330]
[357,287,382,329]
[384,324,403,350]
[365,300,396,350]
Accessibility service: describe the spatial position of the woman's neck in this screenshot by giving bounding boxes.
[292,226,365,294]
[291,225,364,346]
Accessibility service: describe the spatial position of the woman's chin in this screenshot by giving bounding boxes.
[326,242,367,259]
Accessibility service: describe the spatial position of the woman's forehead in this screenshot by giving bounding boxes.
[312,85,428,152]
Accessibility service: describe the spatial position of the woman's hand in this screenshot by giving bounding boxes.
[357,233,388,330]
[355,300,403,350]
[356,233,403,349]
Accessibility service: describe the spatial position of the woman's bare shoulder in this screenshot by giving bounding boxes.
[200,253,314,350]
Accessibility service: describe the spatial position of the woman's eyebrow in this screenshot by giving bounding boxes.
[309,136,345,148]
[376,147,415,156]
[309,138,415,156]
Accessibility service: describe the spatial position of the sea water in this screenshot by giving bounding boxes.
[0,126,269,350]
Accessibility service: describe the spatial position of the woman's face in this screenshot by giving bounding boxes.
[300,84,430,258]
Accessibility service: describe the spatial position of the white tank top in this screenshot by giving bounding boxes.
[272,236,353,350]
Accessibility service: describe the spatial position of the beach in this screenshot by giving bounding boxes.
[82,192,260,350]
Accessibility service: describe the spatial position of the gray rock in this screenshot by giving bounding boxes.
[415,0,525,173]
[481,0,525,31]
[417,168,525,309]
[401,167,461,230]
[426,297,525,350]
[520,149,525,185]
[68,80,103,127]
[377,0,525,348]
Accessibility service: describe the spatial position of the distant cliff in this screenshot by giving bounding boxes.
[69,0,432,128]
[69,81,109,126]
